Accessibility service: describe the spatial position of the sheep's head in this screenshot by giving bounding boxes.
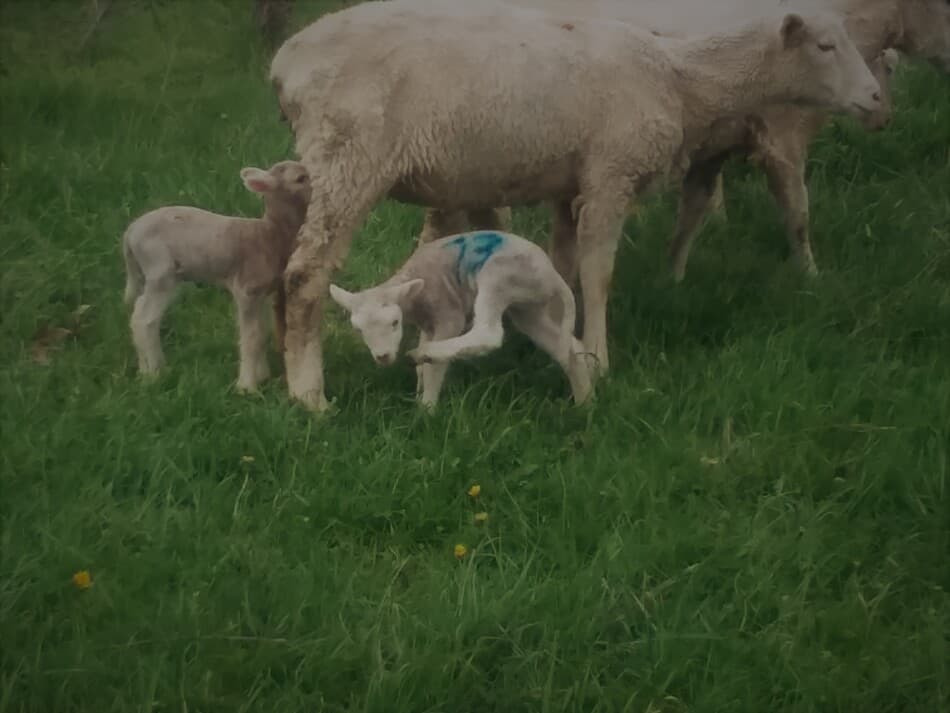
[240,160,311,217]
[860,49,900,132]
[899,0,950,74]
[776,12,882,119]
[329,279,425,366]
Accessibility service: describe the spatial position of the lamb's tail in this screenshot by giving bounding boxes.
[122,232,144,308]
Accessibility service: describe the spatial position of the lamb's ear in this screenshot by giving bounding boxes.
[392,278,425,304]
[329,284,358,312]
[780,13,806,49]
[241,167,277,194]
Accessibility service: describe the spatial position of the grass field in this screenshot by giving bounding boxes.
[1,1,949,711]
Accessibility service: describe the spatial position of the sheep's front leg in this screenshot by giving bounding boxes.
[131,278,177,374]
[575,193,629,373]
[408,291,506,364]
[763,149,816,275]
[234,291,270,392]
[668,154,729,282]
[283,164,391,411]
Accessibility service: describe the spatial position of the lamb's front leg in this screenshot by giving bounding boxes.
[414,315,465,408]
[234,291,270,392]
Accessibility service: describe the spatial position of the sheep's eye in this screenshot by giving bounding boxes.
[295,174,308,184]
[817,42,835,52]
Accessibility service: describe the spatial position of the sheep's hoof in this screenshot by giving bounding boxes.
[293,388,330,412]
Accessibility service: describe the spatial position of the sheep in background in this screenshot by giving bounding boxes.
[329,231,593,408]
[122,160,309,391]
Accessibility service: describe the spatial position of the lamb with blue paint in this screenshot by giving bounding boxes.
[328,231,593,407]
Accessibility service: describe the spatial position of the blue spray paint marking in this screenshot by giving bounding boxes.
[446,231,505,281]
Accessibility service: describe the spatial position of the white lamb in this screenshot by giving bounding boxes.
[328,231,593,407]
[122,160,310,391]
[271,0,882,411]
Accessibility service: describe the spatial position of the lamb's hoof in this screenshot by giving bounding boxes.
[407,348,432,365]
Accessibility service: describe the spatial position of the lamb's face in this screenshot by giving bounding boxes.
[780,12,882,119]
[270,160,312,207]
[901,0,950,74]
[349,299,405,366]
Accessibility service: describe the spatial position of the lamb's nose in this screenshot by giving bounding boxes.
[872,91,881,102]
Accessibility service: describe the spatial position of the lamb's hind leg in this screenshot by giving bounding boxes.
[408,289,506,364]
[668,154,730,282]
[508,301,592,404]
[130,277,177,374]
[234,291,269,392]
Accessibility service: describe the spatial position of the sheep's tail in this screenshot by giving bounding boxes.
[122,231,144,308]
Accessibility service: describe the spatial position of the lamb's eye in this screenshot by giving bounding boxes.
[817,42,835,52]
[295,174,308,184]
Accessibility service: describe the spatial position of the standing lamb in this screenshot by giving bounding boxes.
[122,160,310,391]
[270,0,882,411]
[328,231,593,407]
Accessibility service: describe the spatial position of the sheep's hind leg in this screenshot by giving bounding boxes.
[508,303,592,404]
[130,278,177,375]
[668,154,729,282]
[234,291,270,392]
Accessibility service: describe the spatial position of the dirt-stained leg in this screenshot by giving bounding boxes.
[283,161,394,411]
[668,154,730,282]
[419,209,470,245]
[272,282,287,354]
[762,147,817,275]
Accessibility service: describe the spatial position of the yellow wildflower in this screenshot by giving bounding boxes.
[72,570,92,590]
[454,544,468,559]
[474,511,489,524]
[467,484,481,498]
[241,455,255,463]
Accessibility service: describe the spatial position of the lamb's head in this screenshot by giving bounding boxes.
[329,279,425,366]
[898,0,950,73]
[240,160,311,225]
[773,12,882,119]
[861,49,900,131]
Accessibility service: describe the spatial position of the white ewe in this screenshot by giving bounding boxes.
[271,0,881,410]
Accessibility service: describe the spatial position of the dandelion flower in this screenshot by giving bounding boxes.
[72,570,92,590]
[454,544,468,559]
[241,455,255,463]
[467,484,481,498]
[474,511,489,524]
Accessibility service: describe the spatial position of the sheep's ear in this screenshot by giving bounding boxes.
[329,283,358,312]
[241,167,277,194]
[392,278,424,304]
[780,13,806,49]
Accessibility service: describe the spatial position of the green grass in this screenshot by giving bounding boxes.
[1,1,949,711]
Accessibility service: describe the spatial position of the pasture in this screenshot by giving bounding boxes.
[1,1,948,711]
